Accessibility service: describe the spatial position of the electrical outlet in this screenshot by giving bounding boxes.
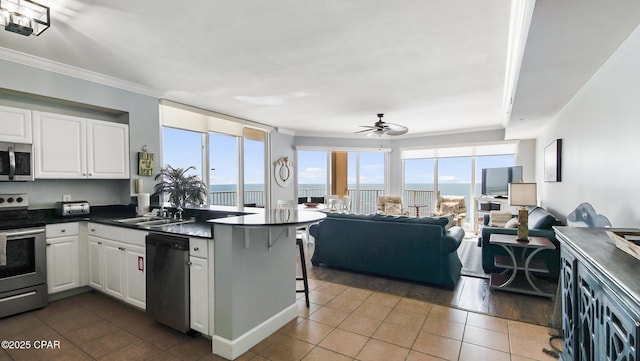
[62,195,71,202]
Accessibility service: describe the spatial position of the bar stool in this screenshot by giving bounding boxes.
[296,237,310,307]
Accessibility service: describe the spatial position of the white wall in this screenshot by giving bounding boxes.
[537,24,640,227]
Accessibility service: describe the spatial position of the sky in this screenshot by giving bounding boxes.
[162,127,264,185]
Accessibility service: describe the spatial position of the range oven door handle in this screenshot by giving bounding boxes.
[8,146,15,181]
[6,229,46,238]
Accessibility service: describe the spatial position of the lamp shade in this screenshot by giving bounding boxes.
[509,183,537,206]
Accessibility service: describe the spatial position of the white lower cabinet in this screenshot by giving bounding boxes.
[45,223,80,294]
[88,235,104,289]
[189,237,210,335]
[87,223,147,309]
[123,243,146,308]
[189,255,208,334]
[103,239,125,299]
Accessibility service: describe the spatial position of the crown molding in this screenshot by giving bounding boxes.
[0,47,160,97]
[502,0,536,119]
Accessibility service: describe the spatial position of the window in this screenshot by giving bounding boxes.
[162,127,204,179]
[243,128,265,207]
[297,149,387,214]
[297,150,328,201]
[209,132,238,206]
[438,157,472,220]
[348,152,384,214]
[403,158,436,217]
[160,104,268,208]
[402,143,518,225]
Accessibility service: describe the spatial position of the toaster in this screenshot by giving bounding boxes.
[56,201,90,217]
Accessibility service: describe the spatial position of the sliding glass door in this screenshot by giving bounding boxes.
[438,157,472,222]
[403,158,436,217]
[297,151,328,202]
[209,132,238,206]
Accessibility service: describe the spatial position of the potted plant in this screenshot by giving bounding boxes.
[153,165,207,208]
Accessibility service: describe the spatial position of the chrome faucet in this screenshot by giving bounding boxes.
[174,207,183,220]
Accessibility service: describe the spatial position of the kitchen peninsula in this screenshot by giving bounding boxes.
[209,209,326,360]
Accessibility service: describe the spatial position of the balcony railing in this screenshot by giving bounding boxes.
[211,188,436,216]
[210,190,264,207]
[403,189,437,217]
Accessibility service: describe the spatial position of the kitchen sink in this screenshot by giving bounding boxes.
[117,216,163,224]
[117,216,195,227]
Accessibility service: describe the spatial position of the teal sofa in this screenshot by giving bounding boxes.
[309,213,465,289]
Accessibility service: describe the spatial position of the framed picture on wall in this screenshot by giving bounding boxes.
[544,139,562,182]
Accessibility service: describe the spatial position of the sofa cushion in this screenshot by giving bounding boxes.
[489,211,512,227]
[529,207,561,229]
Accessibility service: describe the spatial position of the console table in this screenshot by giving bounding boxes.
[489,233,556,298]
[555,226,640,361]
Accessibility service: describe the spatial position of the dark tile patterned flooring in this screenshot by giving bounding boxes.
[0,241,558,360]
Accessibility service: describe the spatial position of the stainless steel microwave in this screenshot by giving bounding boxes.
[0,142,34,181]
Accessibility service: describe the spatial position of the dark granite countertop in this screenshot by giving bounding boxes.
[209,209,326,227]
[36,205,239,239]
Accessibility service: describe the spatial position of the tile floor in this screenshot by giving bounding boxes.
[0,279,561,361]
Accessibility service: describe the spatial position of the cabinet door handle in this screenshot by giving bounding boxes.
[90,229,96,232]
[193,247,199,251]
[46,243,51,246]
[98,241,102,245]
[61,229,66,232]
[119,247,125,251]
[187,261,193,266]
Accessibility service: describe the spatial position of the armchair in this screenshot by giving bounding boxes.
[376,196,409,216]
[432,195,467,226]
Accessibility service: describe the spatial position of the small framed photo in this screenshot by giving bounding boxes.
[544,139,562,182]
[138,152,155,176]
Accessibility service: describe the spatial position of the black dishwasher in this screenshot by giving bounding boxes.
[145,233,190,333]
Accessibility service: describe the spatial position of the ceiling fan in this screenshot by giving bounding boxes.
[356,114,408,137]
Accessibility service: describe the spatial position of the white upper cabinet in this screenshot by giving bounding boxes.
[0,105,32,143]
[33,112,86,178]
[33,111,130,179]
[87,120,130,179]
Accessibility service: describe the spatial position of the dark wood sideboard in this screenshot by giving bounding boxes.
[555,226,640,361]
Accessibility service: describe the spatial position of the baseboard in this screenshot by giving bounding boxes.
[47,286,93,302]
[212,303,298,360]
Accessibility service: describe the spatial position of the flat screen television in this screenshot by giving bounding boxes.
[481,166,523,197]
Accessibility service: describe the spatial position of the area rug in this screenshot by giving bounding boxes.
[457,239,489,279]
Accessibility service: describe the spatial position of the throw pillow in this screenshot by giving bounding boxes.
[384,202,402,216]
[504,217,520,228]
[489,211,512,227]
[440,202,459,215]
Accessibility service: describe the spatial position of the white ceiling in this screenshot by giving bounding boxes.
[0,0,638,139]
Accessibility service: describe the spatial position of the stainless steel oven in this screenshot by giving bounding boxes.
[0,142,34,181]
[0,194,47,318]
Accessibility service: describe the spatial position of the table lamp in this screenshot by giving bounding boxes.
[508,183,537,241]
